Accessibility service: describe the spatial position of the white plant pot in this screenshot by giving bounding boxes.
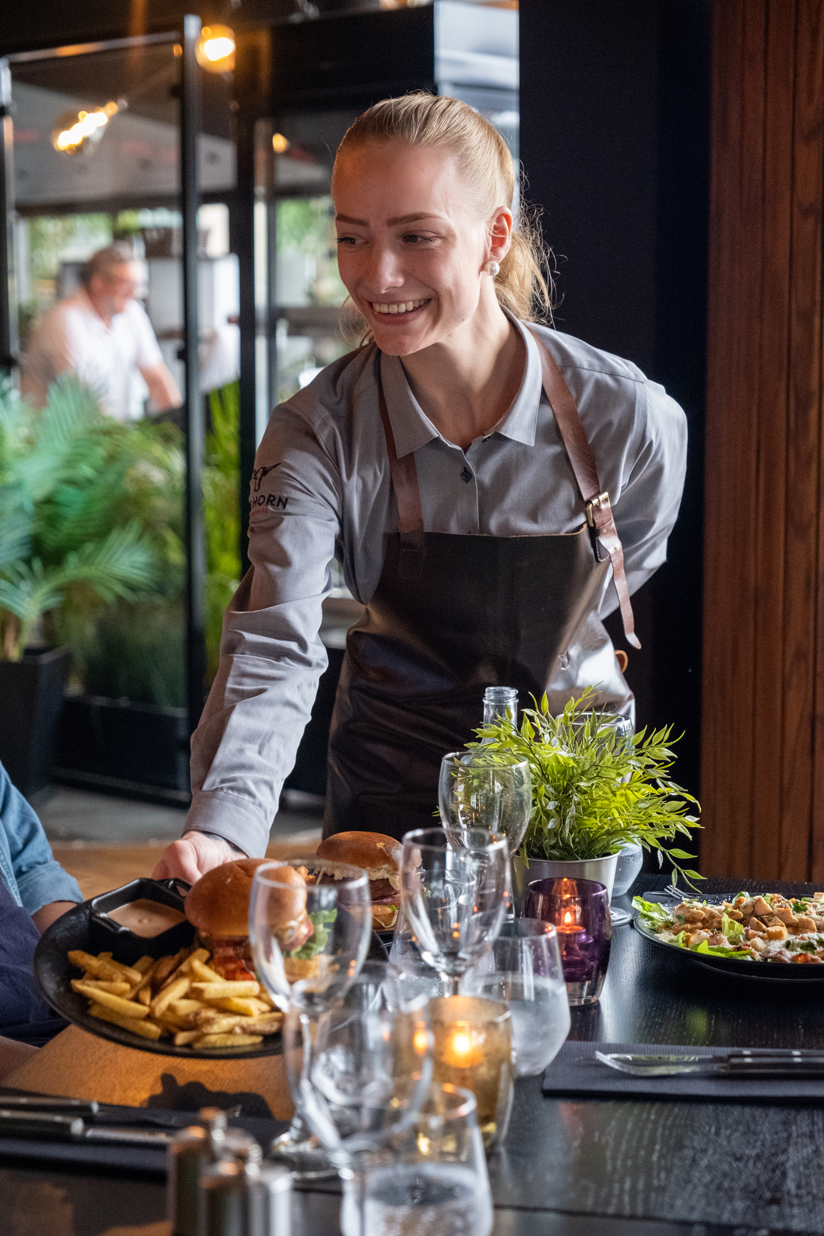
[511,851,619,914]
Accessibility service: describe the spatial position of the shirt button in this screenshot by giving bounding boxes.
[460,466,472,483]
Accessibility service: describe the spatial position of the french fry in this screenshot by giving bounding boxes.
[174,1030,202,1046]
[70,979,131,997]
[88,1002,162,1040]
[193,1007,229,1027]
[236,1014,284,1034]
[164,947,209,990]
[105,957,149,985]
[190,958,223,984]
[146,1018,171,1037]
[168,998,204,1017]
[150,975,191,1019]
[73,983,150,1020]
[212,997,271,1016]
[137,985,152,1006]
[68,950,143,986]
[195,1033,263,1048]
[133,955,155,975]
[190,981,259,1000]
[153,948,189,988]
[156,1011,191,1031]
[193,1015,247,1035]
[130,957,162,999]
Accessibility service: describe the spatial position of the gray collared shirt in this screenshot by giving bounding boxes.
[187,318,688,856]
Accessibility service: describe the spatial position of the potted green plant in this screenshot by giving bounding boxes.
[0,377,157,797]
[471,690,701,906]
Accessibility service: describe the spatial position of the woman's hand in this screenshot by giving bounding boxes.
[152,832,241,884]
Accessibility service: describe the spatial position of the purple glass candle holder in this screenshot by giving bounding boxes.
[522,877,612,1006]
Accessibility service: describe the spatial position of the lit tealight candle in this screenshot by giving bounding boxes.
[441,1021,484,1068]
[557,906,585,936]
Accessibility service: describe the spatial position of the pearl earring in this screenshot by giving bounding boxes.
[487,260,500,277]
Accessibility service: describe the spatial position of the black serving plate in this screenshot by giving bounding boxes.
[632,900,824,982]
[34,897,284,1060]
[89,878,195,965]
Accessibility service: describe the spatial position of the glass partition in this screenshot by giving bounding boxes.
[2,37,237,798]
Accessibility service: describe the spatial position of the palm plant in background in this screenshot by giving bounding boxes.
[0,378,159,661]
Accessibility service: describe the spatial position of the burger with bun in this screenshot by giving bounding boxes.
[315,831,402,930]
[185,858,313,980]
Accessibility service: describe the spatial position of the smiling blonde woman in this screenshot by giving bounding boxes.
[155,93,688,883]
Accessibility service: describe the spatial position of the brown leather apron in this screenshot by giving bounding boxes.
[323,332,638,842]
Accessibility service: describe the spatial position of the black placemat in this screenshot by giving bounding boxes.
[542,1041,824,1103]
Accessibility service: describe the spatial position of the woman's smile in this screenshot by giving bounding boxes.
[368,297,431,318]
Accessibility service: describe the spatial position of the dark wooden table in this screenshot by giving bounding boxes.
[3,875,824,1236]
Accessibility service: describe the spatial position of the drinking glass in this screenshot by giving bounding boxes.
[285,961,434,1236]
[461,919,571,1076]
[439,751,532,858]
[523,876,612,1006]
[340,1083,493,1236]
[429,995,513,1151]
[248,857,372,1177]
[400,827,509,997]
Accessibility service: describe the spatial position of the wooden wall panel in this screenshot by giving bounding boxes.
[702,0,824,880]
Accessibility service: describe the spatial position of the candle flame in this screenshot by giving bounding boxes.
[451,1031,472,1057]
[564,910,573,924]
[413,1027,430,1055]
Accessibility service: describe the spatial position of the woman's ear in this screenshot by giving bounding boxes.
[488,205,514,265]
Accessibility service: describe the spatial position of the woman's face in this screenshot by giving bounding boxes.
[333,141,508,357]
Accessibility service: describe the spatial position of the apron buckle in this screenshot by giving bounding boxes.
[586,491,611,527]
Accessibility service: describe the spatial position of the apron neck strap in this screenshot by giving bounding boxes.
[526,328,639,649]
[378,372,425,579]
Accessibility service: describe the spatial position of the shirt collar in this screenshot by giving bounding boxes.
[378,314,545,458]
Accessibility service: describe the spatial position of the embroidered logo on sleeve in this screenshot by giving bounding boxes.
[251,462,282,491]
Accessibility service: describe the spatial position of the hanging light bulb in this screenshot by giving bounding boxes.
[51,99,124,157]
[195,25,236,72]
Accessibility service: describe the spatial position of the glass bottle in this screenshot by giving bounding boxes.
[482,687,518,734]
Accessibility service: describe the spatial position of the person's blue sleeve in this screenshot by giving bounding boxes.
[0,764,83,914]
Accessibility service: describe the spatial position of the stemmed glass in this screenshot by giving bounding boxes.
[400,826,509,997]
[440,751,531,921]
[285,960,434,1236]
[248,857,372,1177]
[438,751,533,859]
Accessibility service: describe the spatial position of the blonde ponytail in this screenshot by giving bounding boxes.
[334,93,555,323]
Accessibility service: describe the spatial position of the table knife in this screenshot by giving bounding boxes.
[595,1050,824,1077]
[0,1109,173,1145]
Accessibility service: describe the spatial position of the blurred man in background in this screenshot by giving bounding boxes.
[22,241,181,420]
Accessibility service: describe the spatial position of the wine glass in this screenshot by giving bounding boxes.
[400,827,509,997]
[248,857,372,1177]
[340,1082,493,1236]
[461,919,571,1076]
[286,961,434,1235]
[439,750,533,857]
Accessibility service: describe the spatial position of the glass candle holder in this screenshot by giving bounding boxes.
[430,995,513,1152]
[522,877,612,1006]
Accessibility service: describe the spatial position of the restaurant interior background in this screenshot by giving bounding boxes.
[0,0,820,883]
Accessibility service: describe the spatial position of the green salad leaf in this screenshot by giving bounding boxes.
[290,909,337,960]
[693,940,751,959]
[721,913,744,942]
